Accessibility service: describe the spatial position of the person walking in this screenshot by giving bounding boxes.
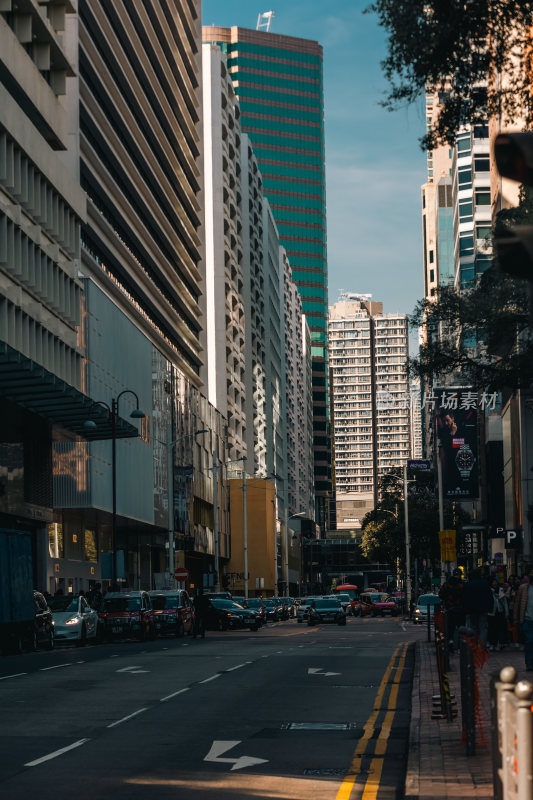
[487,579,509,651]
[462,568,494,647]
[514,568,533,670]
[193,588,209,639]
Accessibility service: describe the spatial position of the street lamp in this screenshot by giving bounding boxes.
[164,428,208,587]
[84,390,145,591]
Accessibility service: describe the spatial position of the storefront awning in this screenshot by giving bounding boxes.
[0,344,138,440]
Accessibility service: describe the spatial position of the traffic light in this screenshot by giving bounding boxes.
[494,132,533,279]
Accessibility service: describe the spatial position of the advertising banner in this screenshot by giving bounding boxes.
[438,530,457,562]
[433,388,479,500]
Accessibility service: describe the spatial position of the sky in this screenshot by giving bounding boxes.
[201,1,428,318]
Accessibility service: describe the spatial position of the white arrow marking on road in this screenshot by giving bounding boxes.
[308,668,341,676]
[204,740,269,771]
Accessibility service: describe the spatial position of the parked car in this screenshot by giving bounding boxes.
[50,594,99,645]
[359,592,398,617]
[204,598,260,631]
[307,598,346,626]
[205,591,232,600]
[149,590,194,637]
[272,597,289,620]
[336,593,352,615]
[262,598,282,622]
[32,591,54,650]
[297,596,317,623]
[98,591,155,641]
[413,594,442,624]
[244,598,267,624]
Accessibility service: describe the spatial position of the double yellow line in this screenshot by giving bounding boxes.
[336,642,409,800]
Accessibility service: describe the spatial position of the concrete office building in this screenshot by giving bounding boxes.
[329,295,410,530]
[45,0,231,594]
[0,2,88,574]
[202,24,330,531]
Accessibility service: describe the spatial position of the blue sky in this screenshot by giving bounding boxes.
[202,1,427,318]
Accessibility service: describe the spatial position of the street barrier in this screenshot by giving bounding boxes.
[491,666,533,800]
[458,627,489,755]
[433,609,456,721]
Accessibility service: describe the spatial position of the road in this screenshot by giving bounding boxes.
[0,616,422,799]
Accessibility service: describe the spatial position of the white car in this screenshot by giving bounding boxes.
[50,595,100,645]
[297,596,317,623]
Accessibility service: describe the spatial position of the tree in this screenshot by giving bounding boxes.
[366,0,533,149]
[409,266,533,392]
[360,472,465,566]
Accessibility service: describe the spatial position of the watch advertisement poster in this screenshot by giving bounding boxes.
[434,387,479,500]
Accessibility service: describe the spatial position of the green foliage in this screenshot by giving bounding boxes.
[360,471,467,565]
[365,0,533,148]
[409,266,532,391]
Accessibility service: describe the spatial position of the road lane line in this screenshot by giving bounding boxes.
[361,643,409,800]
[40,663,72,671]
[0,672,27,680]
[160,687,190,702]
[107,707,148,728]
[199,674,221,683]
[226,662,252,672]
[25,738,90,767]
[335,644,401,800]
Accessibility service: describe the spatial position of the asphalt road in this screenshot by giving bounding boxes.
[0,616,421,800]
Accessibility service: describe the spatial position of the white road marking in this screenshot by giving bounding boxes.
[109,654,119,658]
[25,738,90,767]
[199,674,221,684]
[401,623,407,631]
[40,663,72,671]
[107,707,148,728]
[308,667,341,676]
[116,665,149,674]
[160,687,190,702]
[226,662,252,672]
[76,660,86,664]
[204,740,268,771]
[0,672,27,680]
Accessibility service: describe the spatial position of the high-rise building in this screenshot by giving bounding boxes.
[202,24,330,531]
[329,295,410,530]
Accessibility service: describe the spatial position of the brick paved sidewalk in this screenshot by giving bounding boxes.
[404,637,531,799]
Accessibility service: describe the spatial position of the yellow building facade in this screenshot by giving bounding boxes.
[228,478,276,597]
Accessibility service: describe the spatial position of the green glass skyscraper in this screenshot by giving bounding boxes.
[202,25,330,528]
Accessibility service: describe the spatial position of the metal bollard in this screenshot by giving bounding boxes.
[495,667,533,800]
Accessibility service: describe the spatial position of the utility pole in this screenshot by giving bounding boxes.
[242,469,248,599]
[167,423,175,588]
[213,449,219,592]
[404,462,412,616]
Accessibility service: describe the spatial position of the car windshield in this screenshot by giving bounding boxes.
[263,599,276,607]
[367,594,384,602]
[314,599,340,609]
[246,599,262,608]
[418,595,441,606]
[103,597,141,612]
[50,597,78,612]
[337,594,351,602]
[151,595,179,610]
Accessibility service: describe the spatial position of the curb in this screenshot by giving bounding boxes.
[404,640,420,799]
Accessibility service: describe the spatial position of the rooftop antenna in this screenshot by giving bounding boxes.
[256,11,275,32]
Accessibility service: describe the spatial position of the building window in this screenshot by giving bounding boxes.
[84,530,98,562]
[48,523,64,559]
[475,190,490,206]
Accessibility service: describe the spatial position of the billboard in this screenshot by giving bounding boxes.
[433,388,479,500]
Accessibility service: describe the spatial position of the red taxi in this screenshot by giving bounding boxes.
[149,589,194,637]
[98,591,155,641]
[358,592,398,617]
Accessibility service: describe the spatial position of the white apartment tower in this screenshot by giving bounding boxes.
[329,295,410,529]
[202,44,247,461]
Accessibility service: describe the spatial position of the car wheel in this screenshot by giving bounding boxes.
[79,624,87,646]
[217,619,225,632]
[150,623,157,640]
[372,611,377,617]
[297,618,302,623]
[176,621,185,638]
[45,630,54,651]
[250,624,260,632]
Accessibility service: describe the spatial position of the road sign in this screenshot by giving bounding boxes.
[407,459,431,471]
[505,529,521,549]
[174,567,189,580]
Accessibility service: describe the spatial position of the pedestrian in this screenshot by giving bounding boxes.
[193,588,209,638]
[487,579,508,651]
[462,567,494,647]
[439,570,465,651]
[513,568,533,671]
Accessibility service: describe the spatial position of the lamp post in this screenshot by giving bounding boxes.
[84,390,145,591]
[165,428,208,588]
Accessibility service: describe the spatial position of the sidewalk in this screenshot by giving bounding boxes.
[405,636,531,799]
